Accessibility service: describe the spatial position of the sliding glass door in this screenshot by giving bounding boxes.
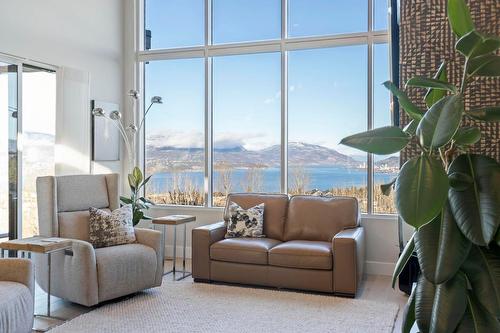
[0,62,18,240]
[0,61,56,241]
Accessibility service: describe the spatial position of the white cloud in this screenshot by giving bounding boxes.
[214,132,268,150]
[148,130,278,151]
[147,130,204,149]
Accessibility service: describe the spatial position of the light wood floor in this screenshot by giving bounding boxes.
[34,259,408,332]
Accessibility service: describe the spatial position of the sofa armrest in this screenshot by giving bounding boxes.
[34,239,99,306]
[332,226,365,296]
[0,258,34,296]
[192,221,226,280]
[135,227,163,286]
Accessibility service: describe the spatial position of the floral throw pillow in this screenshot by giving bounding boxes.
[225,202,265,238]
[89,205,136,248]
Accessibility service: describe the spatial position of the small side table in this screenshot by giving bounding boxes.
[152,215,196,281]
[0,236,73,331]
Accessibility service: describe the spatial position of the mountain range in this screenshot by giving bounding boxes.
[146,140,399,173]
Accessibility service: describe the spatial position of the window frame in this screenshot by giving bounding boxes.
[137,0,394,215]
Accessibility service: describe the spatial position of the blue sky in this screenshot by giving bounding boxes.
[144,0,390,156]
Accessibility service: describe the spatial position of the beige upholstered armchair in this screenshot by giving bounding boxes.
[0,258,34,333]
[35,174,163,307]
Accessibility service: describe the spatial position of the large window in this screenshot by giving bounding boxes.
[145,58,205,206]
[142,0,395,214]
[213,53,282,206]
[288,46,368,211]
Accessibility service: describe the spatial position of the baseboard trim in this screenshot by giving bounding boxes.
[365,261,395,276]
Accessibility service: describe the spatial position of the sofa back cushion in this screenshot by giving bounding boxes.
[224,193,289,240]
[284,196,359,242]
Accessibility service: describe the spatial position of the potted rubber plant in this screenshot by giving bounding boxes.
[340,0,500,332]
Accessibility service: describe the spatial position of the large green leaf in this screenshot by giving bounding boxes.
[415,275,436,332]
[127,174,136,191]
[466,106,500,122]
[416,94,464,150]
[402,288,416,333]
[447,0,475,37]
[454,126,481,146]
[462,245,500,317]
[339,126,411,155]
[414,204,471,284]
[455,292,500,333]
[456,30,500,58]
[448,154,500,245]
[430,272,468,333]
[120,196,133,204]
[449,171,474,191]
[425,62,448,108]
[132,167,143,187]
[383,81,424,121]
[132,209,144,226]
[496,228,500,246]
[380,178,396,196]
[392,233,415,288]
[395,155,449,229]
[468,55,500,76]
[403,119,419,136]
[406,77,457,93]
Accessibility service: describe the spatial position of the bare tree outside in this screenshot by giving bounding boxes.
[242,166,264,192]
[215,162,234,197]
[289,165,310,195]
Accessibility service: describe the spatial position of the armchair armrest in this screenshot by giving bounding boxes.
[34,239,99,306]
[192,221,226,280]
[332,226,365,296]
[134,227,162,286]
[0,258,34,296]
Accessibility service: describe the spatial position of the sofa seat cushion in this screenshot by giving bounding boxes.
[95,243,157,302]
[210,238,281,265]
[269,240,332,270]
[0,281,33,333]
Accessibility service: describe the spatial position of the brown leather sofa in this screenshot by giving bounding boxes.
[192,193,365,297]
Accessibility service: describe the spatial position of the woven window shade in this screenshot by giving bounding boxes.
[399,0,500,164]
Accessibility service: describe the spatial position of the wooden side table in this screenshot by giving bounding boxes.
[0,236,72,331]
[152,215,196,281]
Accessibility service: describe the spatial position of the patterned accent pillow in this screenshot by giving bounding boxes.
[89,205,136,248]
[225,202,265,238]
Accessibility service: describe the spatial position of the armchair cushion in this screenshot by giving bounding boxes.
[95,243,157,302]
[56,174,110,212]
[269,240,332,270]
[0,282,33,333]
[0,259,34,333]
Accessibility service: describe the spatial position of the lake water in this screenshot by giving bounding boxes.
[147,166,397,193]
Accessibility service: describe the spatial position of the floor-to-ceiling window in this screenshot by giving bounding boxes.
[142,0,396,214]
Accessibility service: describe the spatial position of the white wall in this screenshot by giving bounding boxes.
[141,206,409,276]
[0,0,125,174]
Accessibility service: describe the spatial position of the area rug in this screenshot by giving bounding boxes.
[49,281,399,333]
